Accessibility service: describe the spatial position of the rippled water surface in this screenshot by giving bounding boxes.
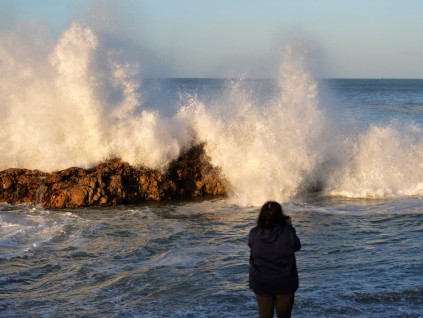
[1,199,422,317]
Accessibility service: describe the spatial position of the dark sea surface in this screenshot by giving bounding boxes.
[1,79,423,317]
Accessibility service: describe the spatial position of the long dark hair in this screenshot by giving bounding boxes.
[257,201,289,228]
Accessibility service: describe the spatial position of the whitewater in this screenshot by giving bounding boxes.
[2,23,423,204]
[1,23,423,317]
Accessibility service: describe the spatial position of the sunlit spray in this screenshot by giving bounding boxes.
[180,45,332,205]
[326,123,423,198]
[3,23,423,205]
[0,23,192,171]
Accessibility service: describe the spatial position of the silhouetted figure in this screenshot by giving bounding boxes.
[249,201,301,318]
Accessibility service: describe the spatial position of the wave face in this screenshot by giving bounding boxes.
[2,23,423,205]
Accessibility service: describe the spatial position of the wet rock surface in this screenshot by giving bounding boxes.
[0,144,226,208]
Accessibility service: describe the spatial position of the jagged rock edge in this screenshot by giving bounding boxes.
[0,143,227,208]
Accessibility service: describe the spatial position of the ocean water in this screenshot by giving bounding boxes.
[1,24,423,317]
[1,199,422,317]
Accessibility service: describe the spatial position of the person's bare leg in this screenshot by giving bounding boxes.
[256,294,275,318]
[275,293,295,318]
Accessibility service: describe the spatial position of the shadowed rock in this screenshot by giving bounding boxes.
[0,144,226,208]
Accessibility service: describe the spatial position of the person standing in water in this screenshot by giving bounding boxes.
[248,201,301,318]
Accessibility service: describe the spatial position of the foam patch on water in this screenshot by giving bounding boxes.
[0,208,80,259]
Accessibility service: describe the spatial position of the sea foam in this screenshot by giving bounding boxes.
[2,23,423,205]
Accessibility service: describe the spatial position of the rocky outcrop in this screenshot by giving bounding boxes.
[0,168,46,206]
[0,144,226,208]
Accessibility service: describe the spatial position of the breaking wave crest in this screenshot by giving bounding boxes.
[2,23,423,205]
[0,23,192,171]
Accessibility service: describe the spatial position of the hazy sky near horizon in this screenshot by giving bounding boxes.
[1,0,423,78]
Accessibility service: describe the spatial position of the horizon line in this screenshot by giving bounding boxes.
[141,77,423,80]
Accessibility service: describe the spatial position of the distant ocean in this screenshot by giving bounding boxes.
[1,24,422,317]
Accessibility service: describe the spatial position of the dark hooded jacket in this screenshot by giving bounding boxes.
[248,224,301,294]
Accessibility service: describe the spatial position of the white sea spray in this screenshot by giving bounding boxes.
[2,23,423,204]
[0,23,192,171]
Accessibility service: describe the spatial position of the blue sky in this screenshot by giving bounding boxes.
[1,0,423,78]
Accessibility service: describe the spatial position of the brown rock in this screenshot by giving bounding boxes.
[70,188,86,207]
[0,143,226,208]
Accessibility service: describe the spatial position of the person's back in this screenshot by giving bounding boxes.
[249,224,300,295]
[248,201,301,318]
